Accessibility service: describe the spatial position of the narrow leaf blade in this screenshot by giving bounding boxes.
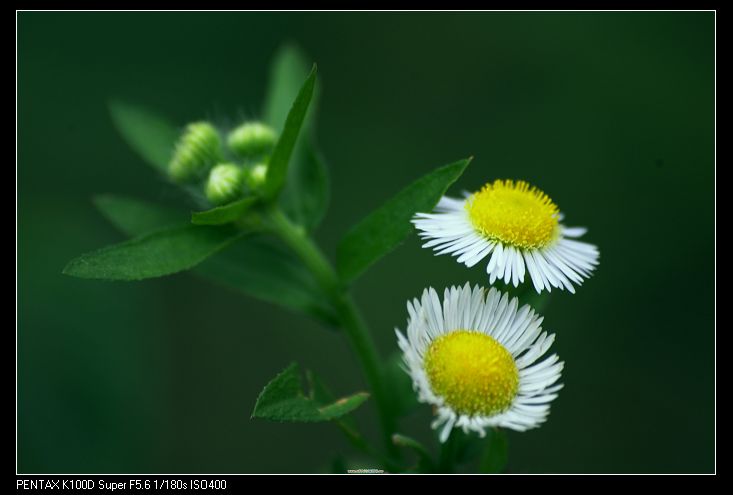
[263,45,328,232]
[337,158,471,282]
[263,44,314,133]
[317,393,369,420]
[109,100,178,173]
[63,225,242,281]
[191,197,258,225]
[262,65,317,199]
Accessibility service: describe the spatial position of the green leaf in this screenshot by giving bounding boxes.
[337,158,472,282]
[197,237,337,324]
[305,368,337,405]
[317,394,370,421]
[191,197,258,225]
[306,370,372,454]
[263,44,315,133]
[63,224,243,281]
[263,45,329,232]
[252,363,368,422]
[93,195,336,322]
[94,194,185,235]
[262,65,317,199]
[109,100,178,173]
[383,352,420,418]
[279,140,330,232]
[479,428,508,474]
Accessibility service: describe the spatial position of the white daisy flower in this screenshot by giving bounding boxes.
[396,283,563,442]
[412,179,599,293]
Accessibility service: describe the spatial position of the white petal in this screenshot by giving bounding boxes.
[561,226,587,238]
[439,415,456,443]
[523,250,545,293]
[435,195,467,212]
[487,243,503,276]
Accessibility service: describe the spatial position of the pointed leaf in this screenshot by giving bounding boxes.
[252,363,368,422]
[337,158,471,282]
[317,393,370,421]
[306,370,371,452]
[63,224,243,281]
[262,65,317,199]
[263,44,314,133]
[191,197,258,225]
[263,46,328,232]
[93,195,335,322]
[109,100,178,172]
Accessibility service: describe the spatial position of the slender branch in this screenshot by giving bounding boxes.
[392,433,435,472]
[265,207,397,459]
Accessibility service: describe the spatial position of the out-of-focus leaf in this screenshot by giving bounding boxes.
[191,197,258,225]
[263,45,328,232]
[94,194,184,235]
[337,158,471,283]
[262,65,317,200]
[197,237,337,324]
[93,195,336,322]
[279,141,330,231]
[108,100,178,173]
[63,225,242,281]
[252,363,369,422]
[263,44,315,133]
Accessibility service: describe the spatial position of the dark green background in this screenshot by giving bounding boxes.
[18,12,714,473]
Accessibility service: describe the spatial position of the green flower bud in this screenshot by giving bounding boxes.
[205,163,245,205]
[227,122,277,157]
[245,162,268,191]
[169,122,222,183]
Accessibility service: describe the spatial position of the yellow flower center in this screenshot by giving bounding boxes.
[466,179,559,249]
[424,330,519,417]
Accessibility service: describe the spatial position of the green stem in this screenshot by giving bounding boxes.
[438,430,459,473]
[265,207,397,459]
[392,434,435,472]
